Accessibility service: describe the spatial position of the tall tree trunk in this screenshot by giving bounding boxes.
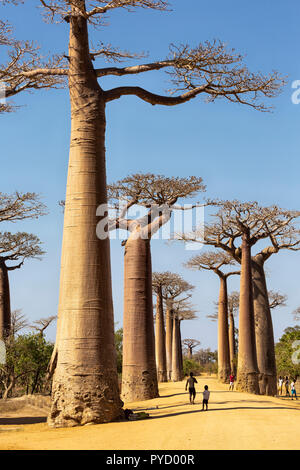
[122,233,159,401]
[236,230,259,394]
[228,310,236,375]
[217,276,231,383]
[0,262,11,339]
[171,316,181,381]
[155,288,167,382]
[178,320,184,379]
[165,307,173,380]
[48,12,123,427]
[252,255,277,396]
[188,346,192,359]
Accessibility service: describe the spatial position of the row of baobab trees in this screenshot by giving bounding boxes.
[0,0,292,427]
[2,175,299,403]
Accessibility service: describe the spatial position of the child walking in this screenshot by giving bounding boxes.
[202,385,210,411]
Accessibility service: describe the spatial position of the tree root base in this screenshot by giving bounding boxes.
[236,371,259,394]
[121,368,159,402]
[48,371,124,428]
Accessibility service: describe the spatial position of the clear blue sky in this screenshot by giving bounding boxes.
[1,1,299,348]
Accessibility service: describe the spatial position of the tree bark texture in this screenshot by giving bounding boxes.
[171,316,182,382]
[178,321,184,380]
[236,230,259,394]
[155,288,167,382]
[228,311,236,375]
[48,13,123,427]
[217,276,231,383]
[252,255,277,396]
[121,234,159,401]
[0,262,11,339]
[165,307,173,381]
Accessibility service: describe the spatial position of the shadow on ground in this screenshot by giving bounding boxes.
[0,416,47,425]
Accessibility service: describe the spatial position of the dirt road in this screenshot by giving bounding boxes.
[0,375,299,450]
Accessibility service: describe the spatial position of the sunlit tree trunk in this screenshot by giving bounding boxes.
[155,288,167,382]
[228,310,236,375]
[218,276,231,383]
[48,13,123,427]
[236,229,259,394]
[171,316,182,381]
[0,262,11,339]
[165,307,173,380]
[122,232,159,401]
[252,255,277,396]
[178,320,184,379]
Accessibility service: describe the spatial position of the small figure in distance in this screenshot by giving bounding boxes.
[278,376,283,396]
[229,373,235,391]
[291,378,298,400]
[185,372,198,405]
[202,385,210,411]
[285,376,290,397]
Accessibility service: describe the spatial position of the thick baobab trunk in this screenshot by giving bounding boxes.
[48,14,123,427]
[0,262,11,339]
[171,316,182,381]
[217,276,231,383]
[155,288,167,382]
[188,346,192,359]
[236,230,259,394]
[228,310,236,375]
[165,307,173,380]
[122,234,159,401]
[252,256,277,396]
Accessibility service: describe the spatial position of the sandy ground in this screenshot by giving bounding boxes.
[0,375,299,450]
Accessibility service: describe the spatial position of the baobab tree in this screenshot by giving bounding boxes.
[31,316,57,337]
[171,300,197,382]
[185,251,240,383]
[152,272,173,383]
[182,339,201,359]
[0,192,46,224]
[178,200,300,394]
[0,232,45,339]
[227,291,239,375]
[2,1,284,426]
[293,307,300,321]
[268,291,287,310]
[161,274,195,380]
[108,173,203,400]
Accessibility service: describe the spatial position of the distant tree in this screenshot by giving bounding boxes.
[0,232,45,338]
[185,251,240,383]
[108,174,204,400]
[227,291,239,375]
[10,309,29,337]
[171,299,197,382]
[293,307,300,321]
[31,316,57,337]
[275,327,300,378]
[182,339,201,359]
[0,333,54,398]
[0,192,46,223]
[194,348,218,375]
[114,328,123,375]
[160,274,194,380]
[268,291,287,310]
[178,200,300,395]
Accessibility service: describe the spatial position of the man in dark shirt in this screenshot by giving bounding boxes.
[185,372,198,404]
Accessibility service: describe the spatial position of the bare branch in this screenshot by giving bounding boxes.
[104,83,211,105]
[0,192,47,223]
